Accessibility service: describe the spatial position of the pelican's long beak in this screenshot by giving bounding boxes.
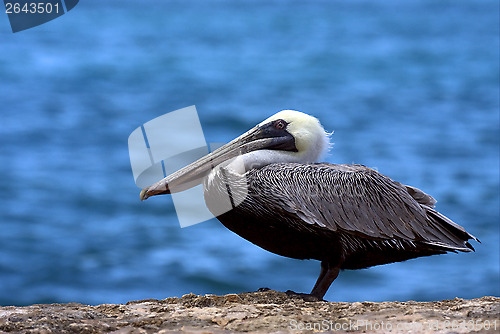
[140,121,297,201]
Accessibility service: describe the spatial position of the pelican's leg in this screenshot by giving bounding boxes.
[310,261,340,299]
[311,261,328,292]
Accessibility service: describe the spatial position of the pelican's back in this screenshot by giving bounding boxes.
[205,163,477,270]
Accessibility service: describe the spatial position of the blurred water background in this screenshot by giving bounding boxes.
[0,0,498,306]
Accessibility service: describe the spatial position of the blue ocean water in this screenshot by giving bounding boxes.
[0,0,498,306]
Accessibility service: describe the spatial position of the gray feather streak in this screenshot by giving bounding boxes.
[245,163,475,250]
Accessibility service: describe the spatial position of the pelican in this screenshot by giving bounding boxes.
[140,110,477,299]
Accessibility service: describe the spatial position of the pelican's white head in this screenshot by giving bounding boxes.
[259,110,331,163]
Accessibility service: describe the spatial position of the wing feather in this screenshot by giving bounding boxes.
[248,163,475,250]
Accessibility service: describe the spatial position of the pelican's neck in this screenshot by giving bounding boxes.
[223,149,319,176]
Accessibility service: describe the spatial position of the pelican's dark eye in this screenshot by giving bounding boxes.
[274,119,287,130]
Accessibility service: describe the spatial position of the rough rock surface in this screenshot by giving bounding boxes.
[0,291,498,333]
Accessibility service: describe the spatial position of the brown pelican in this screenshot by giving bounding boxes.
[140,110,477,299]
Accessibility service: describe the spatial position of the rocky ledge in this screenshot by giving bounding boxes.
[0,291,498,333]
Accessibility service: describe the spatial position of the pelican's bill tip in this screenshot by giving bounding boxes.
[140,187,150,201]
